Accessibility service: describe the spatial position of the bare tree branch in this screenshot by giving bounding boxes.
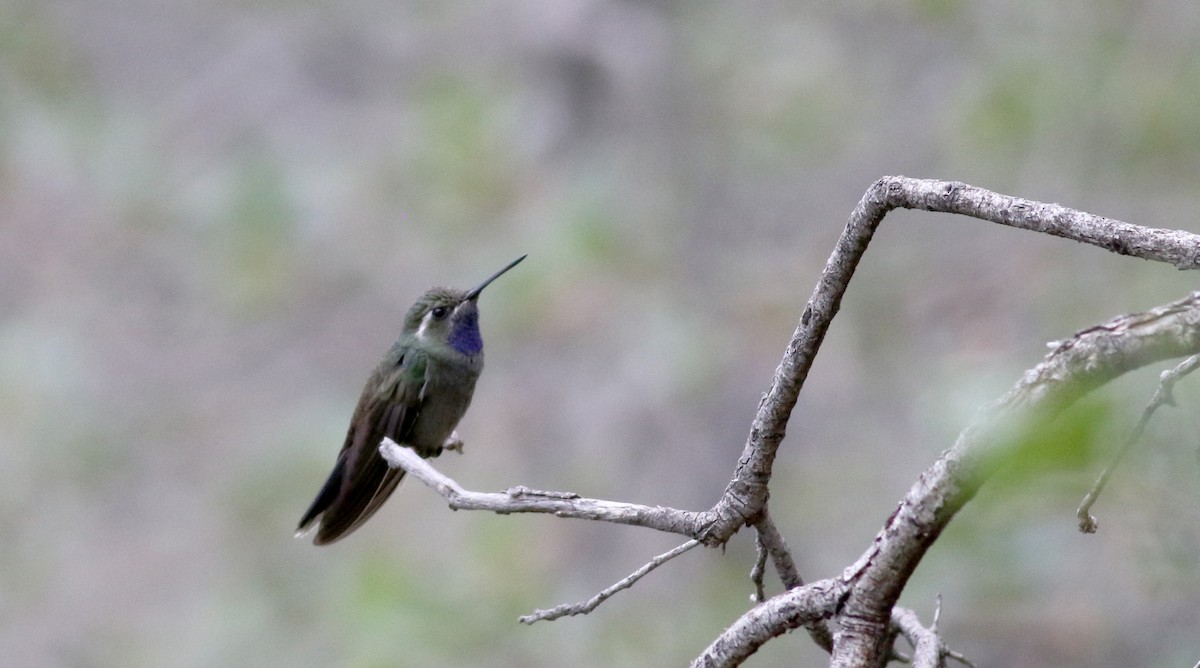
[519,539,701,624]
[904,180,1200,269]
[829,293,1200,666]
[378,177,1200,666]
[752,510,804,591]
[695,294,1200,667]
[752,511,835,653]
[378,440,707,537]
[692,177,1200,665]
[1077,353,1200,532]
[698,176,1200,548]
[690,579,847,668]
[749,532,768,604]
[891,600,976,668]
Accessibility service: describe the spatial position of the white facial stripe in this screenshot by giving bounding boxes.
[416,311,434,340]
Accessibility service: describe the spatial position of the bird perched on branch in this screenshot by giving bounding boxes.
[297,255,526,545]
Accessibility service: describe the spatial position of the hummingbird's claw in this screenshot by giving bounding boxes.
[443,431,466,454]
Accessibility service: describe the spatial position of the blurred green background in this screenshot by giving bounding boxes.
[3,1,1200,666]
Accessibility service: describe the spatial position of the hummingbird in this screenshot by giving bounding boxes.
[297,254,526,545]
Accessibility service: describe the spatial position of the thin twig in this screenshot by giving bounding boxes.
[752,511,804,590]
[749,532,768,604]
[379,439,705,537]
[947,648,977,668]
[752,511,834,653]
[891,604,976,668]
[1077,353,1200,533]
[519,539,701,624]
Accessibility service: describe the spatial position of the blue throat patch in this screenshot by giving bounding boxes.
[449,311,483,355]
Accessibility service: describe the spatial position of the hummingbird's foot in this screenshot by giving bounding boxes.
[442,431,466,454]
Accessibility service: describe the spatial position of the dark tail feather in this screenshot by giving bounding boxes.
[299,450,406,545]
[296,454,346,535]
[314,465,405,545]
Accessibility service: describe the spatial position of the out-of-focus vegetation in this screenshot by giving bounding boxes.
[2,2,1199,666]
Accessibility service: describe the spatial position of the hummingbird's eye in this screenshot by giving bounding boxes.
[430,306,449,320]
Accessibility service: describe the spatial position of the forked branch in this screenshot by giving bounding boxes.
[698,176,1200,548]
[380,177,1200,667]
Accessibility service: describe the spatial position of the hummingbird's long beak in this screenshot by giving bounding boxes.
[464,254,527,301]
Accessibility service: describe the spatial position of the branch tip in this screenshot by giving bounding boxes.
[520,539,701,624]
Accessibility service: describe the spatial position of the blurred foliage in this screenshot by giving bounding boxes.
[2,1,1200,667]
[985,396,1116,492]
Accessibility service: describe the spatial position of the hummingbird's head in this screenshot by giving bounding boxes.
[402,255,526,357]
[405,288,483,356]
